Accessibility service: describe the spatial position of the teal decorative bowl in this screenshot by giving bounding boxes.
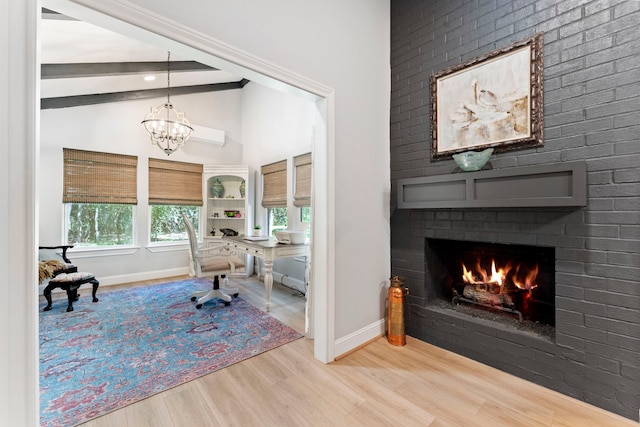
[452,148,494,171]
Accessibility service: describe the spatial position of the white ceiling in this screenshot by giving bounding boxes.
[40,11,244,99]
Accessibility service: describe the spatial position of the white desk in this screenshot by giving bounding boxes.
[222,236,309,311]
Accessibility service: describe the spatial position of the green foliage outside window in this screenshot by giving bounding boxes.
[150,205,199,242]
[300,206,311,223]
[66,203,133,246]
[65,203,200,246]
[269,207,288,236]
[300,206,311,238]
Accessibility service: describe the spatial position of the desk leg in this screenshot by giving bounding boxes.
[264,259,273,312]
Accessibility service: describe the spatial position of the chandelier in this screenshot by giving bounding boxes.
[141,51,193,155]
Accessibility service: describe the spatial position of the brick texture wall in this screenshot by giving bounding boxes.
[390,0,640,420]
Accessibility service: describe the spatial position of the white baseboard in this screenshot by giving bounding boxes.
[333,318,385,359]
[254,268,307,294]
[95,267,191,287]
[273,271,306,294]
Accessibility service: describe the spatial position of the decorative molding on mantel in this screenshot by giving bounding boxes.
[397,161,587,209]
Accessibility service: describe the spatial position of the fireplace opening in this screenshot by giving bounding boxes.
[426,238,555,331]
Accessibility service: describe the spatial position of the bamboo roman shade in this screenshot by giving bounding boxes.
[261,159,287,208]
[293,152,312,207]
[148,158,203,206]
[63,148,138,204]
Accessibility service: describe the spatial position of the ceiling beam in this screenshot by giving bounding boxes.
[42,8,77,21]
[41,79,250,110]
[42,61,217,79]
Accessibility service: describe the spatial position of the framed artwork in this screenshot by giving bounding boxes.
[430,33,544,160]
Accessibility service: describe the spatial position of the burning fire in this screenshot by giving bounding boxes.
[461,258,539,291]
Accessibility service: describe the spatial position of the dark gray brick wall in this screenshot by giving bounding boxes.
[391,0,640,420]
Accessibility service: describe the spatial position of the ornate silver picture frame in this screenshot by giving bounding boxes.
[430,33,544,160]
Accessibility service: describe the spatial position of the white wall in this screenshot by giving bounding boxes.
[2,1,390,425]
[240,81,316,286]
[241,82,315,169]
[39,90,244,283]
[241,81,315,225]
[139,0,391,343]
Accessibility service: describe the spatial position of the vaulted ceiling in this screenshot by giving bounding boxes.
[41,8,248,110]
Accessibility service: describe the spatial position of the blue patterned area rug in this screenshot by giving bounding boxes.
[39,278,303,427]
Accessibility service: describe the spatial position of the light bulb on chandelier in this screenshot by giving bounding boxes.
[141,51,193,155]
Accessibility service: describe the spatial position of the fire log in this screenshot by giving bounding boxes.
[463,284,514,307]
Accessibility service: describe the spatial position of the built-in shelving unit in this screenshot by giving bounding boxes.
[202,165,253,276]
[397,161,587,209]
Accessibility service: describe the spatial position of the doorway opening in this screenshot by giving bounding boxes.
[33,0,334,422]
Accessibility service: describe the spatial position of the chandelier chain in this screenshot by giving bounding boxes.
[166,51,171,104]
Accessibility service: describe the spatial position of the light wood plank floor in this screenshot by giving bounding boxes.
[67,276,636,427]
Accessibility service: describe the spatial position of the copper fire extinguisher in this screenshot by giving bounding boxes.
[387,276,409,346]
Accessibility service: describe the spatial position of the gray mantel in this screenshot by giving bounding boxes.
[397,161,586,209]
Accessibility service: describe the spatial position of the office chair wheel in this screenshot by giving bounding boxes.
[224,301,231,306]
[233,293,239,298]
[191,296,197,302]
[196,304,203,309]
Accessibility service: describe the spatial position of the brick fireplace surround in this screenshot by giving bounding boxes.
[390,0,639,421]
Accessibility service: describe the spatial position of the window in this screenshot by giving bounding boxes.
[148,158,203,243]
[293,152,311,208]
[65,203,134,246]
[294,153,312,238]
[63,148,137,247]
[261,160,287,208]
[150,206,199,242]
[300,206,311,223]
[268,207,288,236]
[300,206,311,239]
[300,206,311,224]
[261,160,288,236]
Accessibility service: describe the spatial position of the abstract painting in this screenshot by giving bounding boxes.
[430,33,544,160]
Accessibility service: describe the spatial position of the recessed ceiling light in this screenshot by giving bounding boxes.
[144,75,156,81]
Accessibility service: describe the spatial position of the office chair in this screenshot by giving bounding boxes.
[182,214,244,308]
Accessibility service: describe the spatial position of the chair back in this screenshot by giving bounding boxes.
[182,213,199,258]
